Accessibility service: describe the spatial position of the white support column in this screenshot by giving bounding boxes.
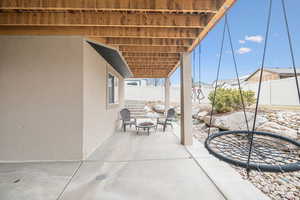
[180,52,193,145]
[164,77,170,115]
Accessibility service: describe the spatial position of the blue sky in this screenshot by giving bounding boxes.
[170,0,300,85]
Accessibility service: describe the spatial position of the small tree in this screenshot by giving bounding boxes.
[208,88,256,113]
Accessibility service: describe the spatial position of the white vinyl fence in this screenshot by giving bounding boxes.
[125,85,211,103]
[243,77,300,106]
[125,77,300,106]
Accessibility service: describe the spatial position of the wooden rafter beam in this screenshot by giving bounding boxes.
[95,38,194,47]
[134,74,168,78]
[0,12,210,28]
[131,69,170,75]
[129,65,174,68]
[127,61,178,65]
[0,26,199,39]
[0,0,224,13]
[125,58,179,63]
[119,46,187,53]
[188,0,236,52]
[122,52,180,58]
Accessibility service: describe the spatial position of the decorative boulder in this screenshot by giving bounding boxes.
[195,111,209,120]
[203,111,268,131]
[204,127,220,134]
[256,122,298,139]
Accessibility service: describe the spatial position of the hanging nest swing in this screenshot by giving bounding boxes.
[203,0,300,174]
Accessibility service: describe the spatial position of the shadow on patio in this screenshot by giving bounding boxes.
[0,128,225,200]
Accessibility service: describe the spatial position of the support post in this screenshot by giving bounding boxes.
[164,77,170,115]
[180,53,193,145]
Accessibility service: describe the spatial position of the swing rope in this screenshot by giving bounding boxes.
[198,45,201,89]
[225,14,250,132]
[193,50,196,88]
[281,0,300,103]
[208,18,226,136]
[205,0,300,174]
[246,0,273,176]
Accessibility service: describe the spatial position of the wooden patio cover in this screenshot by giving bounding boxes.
[0,0,235,78]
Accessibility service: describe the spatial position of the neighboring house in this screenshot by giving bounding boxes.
[125,78,148,87]
[245,67,300,83]
[212,74,250,88]
[0,36,132,161]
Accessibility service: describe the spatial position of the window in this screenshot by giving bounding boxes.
[108,73,119,104]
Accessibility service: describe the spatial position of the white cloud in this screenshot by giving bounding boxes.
[236,47,252,54]
[245,35,263,43]
[239,40,246,44]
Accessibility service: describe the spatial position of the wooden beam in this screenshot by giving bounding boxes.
[167,62,180,77]
[122,52,180,58]
[0,12,210,28]
[127,61,178,65]
[119,46,187,53]
[131,69,170,77]
[98,38,194,47]
[125,58,179,63]
[0,26,199,39]
[133,74,169,78]
[188,0,236,52]
[129,65,175,69]
[0,0,224,13]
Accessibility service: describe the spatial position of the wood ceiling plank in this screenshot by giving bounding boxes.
[127,61,178,65]
[119,46,187,53]
[0,12,210,28]
[122,52,180,58]
[98,38,193,47]
[125,58,179,62]
[188,0,236,52]
[0,0,224,13]
[0,26,200,39]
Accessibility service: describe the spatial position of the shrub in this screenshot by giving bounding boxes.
[208,88,256,113]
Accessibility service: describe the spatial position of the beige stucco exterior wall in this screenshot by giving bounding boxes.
[0,36,124,161]
[0,36,83,161]
[246,70,280,83]
[82,41,124,159]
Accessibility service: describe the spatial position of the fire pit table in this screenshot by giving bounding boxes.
[136,121,157,135]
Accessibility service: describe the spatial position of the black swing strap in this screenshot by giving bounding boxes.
[281,0,300,103]
[208,18,226,136]
[246,0,273,175]
[225,14,250,131]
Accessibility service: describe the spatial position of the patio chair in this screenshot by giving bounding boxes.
[157,108,176,132]
[120,108,137,132]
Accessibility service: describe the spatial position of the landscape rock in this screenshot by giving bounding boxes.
[198,104,212,112]
[195,111,209,120]
[204,127,219,134]
[203,111,268,130]
[256,121,298,139]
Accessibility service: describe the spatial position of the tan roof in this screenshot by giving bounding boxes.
[0,0,235,78]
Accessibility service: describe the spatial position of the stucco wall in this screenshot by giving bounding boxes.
[82,41,124,159]
[0,36,83,161]
[0,36,125,161]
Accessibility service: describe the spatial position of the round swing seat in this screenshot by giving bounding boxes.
[205,130,300,172]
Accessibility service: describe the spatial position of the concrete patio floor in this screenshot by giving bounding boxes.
[0,126,269,200]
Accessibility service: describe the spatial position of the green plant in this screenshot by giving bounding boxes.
[208,88,256,113]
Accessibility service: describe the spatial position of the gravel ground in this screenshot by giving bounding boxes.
[193,109,300,200]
